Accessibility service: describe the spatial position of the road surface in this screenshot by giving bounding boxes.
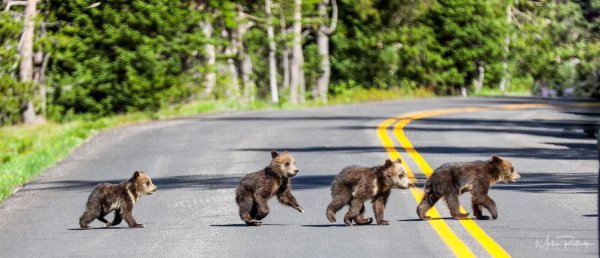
[0,97,597,257]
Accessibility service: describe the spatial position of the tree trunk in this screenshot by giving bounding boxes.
[32,50,47,117]
[20,0,38,124]
[201,17,217,99]
[222,29,240,100]
[474,63,485,93]
[241,53,255,102]
[597,128,599,173]
[39,53,49,116]
[290,0,303,104]
[299,45,306,104]
[316,30,330,103]
[266,0,279,103]
[315,0,337,103]
[236,6,255,102]
[280,9,290,89]
[499,3,511,94]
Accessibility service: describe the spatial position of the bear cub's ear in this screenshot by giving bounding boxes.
[271,150,280,159]
[129,171,142,182]
[491,155,502,163]
[384,159,394,168]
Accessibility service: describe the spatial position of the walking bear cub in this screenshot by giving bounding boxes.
[326,158,410,226]
[79,171,157,229]
[417,155,520,220]
[235,150,304,226]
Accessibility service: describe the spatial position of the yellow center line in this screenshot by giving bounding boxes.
[377,118,476,258]
[388,103,548,257]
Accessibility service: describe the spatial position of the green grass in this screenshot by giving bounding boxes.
[326,86,435,104]
[0,114,145,201]
[0,88,434,202]
[473,87,532,97]
[472,80,534,97]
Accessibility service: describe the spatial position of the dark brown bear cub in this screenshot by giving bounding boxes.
[417,155,520,221]
[79,171,157,229]
[326,158,410,226]
[235,150,304,226]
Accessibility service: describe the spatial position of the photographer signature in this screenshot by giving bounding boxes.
[536,235,594,251]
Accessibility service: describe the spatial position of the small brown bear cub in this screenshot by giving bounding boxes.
[326,158,410,226]
[79,171,157,229]
[417,155,520,221]
[235,150,304,226]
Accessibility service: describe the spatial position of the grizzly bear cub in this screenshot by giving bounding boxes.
[417,155,520,220]
[235,150,304,226]
[79,171,157,229]
[326,158,410,226]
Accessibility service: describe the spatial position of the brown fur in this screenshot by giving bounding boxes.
[417,155,520,220]
[326,159,410,226]
[235,150,303,226]
[79,171,157,229]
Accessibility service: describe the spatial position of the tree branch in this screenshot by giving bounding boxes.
[243,13,267,23]
[4,0,27,12]
[511,7,533,23]
[321,0,338,35]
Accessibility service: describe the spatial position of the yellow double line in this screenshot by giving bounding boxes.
[376,103,547,257]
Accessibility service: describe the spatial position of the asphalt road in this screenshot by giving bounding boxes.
[0,97,598,257]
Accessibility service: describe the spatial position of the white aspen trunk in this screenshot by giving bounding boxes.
[479,64,485,90]
[226,55,240,100]
[222,29,240,100]
[20,0,38,124]
[266,0,279,103]
[38,53,49,116]
[597,128,600,173]
[316,29,330,103]
[474,63,485,93]
[236,7,255,102]
[461,87,468,97]
[201,18,217,99]
[499,3,512,94]
[289,0,303,104]
[315,0,337,103]
[241,53,255,102]
[299,46,306,104]
[32,50,47,118]
[280,9,290,89]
